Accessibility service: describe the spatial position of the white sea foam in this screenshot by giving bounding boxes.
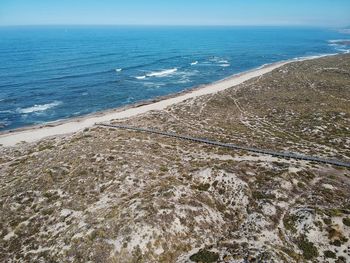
[115,68,122,72]
[209,57,230,63]
[176,79,191,84]
[0,121,10,128]
[147,68,177,77]
[174,70,198,84]
[337,48,350,53]
[218,60,229,64]
[256,63,270,70]
[136,68,177,79]
[328,39,350,52]
[208,57,230,67]
[125,97,135,103]
[328,40,350,54]
[190,61,198,66]
[328,39,350,44]
[17,101,62,114]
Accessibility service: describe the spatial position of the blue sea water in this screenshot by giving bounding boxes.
[0,26,349,131]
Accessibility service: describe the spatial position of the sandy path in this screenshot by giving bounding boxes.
[0,61,290,147]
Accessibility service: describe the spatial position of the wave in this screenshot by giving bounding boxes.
[207,57,231,67]
[115,68,122,72]
[190,61,198,66]
[0,110,14,114]
[17,101,62,114]
[0,121,10,129]
[327,39,350,54]
[337,48,350,54]
[147,68,178,77]
[136,68,178,79]
[328,39,350,44]
[209,57,229,63]
[142,82,165,88]
[125,97,135,103]
[175,79,191,84]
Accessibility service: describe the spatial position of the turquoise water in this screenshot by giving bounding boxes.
[0,26,349,130]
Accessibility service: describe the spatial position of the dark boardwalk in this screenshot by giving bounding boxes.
[97,123,350,168]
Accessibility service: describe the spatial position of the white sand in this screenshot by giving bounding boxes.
[0,60,295,147]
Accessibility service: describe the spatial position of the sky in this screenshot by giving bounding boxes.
[0,0,349,27]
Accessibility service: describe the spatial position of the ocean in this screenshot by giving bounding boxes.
[0,26,349,131]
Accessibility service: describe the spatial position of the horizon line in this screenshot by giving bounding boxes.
[0,24,346,29]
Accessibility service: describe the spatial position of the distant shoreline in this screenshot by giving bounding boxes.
[0,53,339,147]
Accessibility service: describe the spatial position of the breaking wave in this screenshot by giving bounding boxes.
[0,121,10,128]
[17,101,62,114]
[135,68,178,79]
[207,57,231,67]
[218,60,229,64]
[328,39,350,43]
[328,39,350,54]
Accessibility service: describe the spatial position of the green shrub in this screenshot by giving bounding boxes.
[342,217,350,227]
[160,166,168,172]
[283,214,298,233]
[322,217,332,225]
[190,249,219,263]
[298,237,318,260]
[252,191,275,200]
[324,250,336,259]
[330,239,342,247]
[192,183,210,191]
[297,182,305,188]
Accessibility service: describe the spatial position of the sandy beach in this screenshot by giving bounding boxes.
[0,56,329,147]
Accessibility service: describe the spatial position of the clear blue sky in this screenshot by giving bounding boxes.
[1,0,349,27]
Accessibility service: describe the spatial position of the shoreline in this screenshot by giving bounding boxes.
[0,54,337,147]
